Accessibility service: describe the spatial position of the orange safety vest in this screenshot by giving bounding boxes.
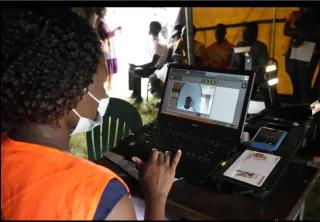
[1,135,129,220]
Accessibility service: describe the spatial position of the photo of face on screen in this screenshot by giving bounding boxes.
[174,82,215,115]
[161,68,250,129]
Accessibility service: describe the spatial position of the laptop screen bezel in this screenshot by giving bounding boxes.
[157,63,255,137]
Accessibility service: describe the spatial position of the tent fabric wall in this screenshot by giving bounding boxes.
[192,7,318,95]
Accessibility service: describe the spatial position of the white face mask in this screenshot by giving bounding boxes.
[70,90,110,136]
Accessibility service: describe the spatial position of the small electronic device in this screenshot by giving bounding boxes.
[250,127,287,152]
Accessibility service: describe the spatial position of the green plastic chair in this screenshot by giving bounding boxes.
[86,97,143,161]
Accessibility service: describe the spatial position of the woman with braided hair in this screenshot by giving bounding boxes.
[1,8,181,220]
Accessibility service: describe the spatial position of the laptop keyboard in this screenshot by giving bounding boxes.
[136,124,227,164]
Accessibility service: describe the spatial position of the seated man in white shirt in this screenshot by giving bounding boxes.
[129,21,168,104]
[148,25,184,108]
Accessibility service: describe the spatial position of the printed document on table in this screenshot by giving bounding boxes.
[290,41,315,62]
[223,150,281,187]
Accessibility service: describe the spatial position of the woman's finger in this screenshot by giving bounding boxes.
[158,151,164,164]
[165,151,171,165]
[149,148,159,163]
[131,156,143,170]
[170,149,182,170]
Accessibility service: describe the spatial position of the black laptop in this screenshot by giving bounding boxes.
[116,63,255,184]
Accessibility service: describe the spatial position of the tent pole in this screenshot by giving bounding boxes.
[185,7,195,65]
[271,7,276,58]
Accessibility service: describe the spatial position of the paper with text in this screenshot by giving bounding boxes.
[223,150,281,187]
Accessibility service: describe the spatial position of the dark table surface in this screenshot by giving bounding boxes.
[95,155,319,220]
[94,111,320,220]
[166,163,319,220]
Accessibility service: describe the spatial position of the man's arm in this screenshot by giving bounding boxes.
[140,54,160,69]
[132,54,160,69]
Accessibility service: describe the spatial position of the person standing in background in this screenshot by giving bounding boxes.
[284,7,320,103]
[95,7,121,90]
[175,26,206,66]
[231,22,269,98]
[205,24,234,69]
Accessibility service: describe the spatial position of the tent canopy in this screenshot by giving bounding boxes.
[191,7,319,95]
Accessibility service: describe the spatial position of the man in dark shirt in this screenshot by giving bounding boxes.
[231,22,269,98]
[284,8,320,103]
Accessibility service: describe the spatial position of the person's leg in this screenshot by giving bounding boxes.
[149,74,163,98]
[297,59,316,102]
[129,68,134,91]
[133,67,156,78]
[107,59,118,89]
[132,74,141,99]
[307,54,319,101]
[155,79,164,97]
[285,56,301,103]
[131,67,152,103]
[149,73,156,94]
[132,67,157,103]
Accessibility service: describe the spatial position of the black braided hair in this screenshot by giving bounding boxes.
[1,8,101,131]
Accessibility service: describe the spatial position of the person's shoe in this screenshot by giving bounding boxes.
[134,96,143,104]
[130,92,137,99]
[150,88,156,94]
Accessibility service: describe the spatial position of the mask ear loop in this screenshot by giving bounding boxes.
[72,109,82,118]
[72,88,96,120]
[87,91,100,103]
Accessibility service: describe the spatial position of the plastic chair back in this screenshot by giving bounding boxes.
[86,97,143,160]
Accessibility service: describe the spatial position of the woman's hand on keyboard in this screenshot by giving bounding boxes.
[131,148,182,220]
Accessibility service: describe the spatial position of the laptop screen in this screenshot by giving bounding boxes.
[160,67,251,129]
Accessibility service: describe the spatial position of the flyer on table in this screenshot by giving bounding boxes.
[223,150,281,187]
